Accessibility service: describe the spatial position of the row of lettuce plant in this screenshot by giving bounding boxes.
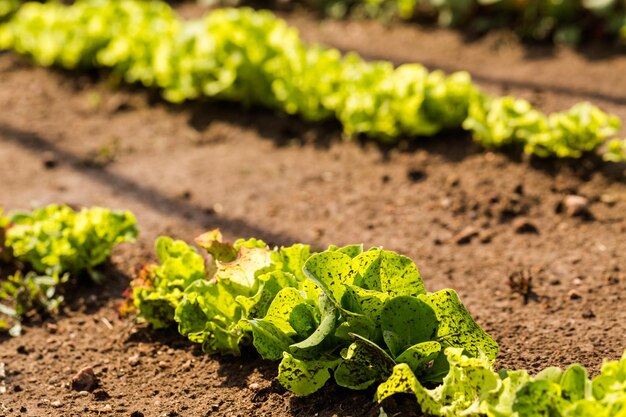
[5,0,626,45]
[0,202,624,415]
[0,205,138,335]
[0,0,18,20]
[0,0,624,161]
[242,0,626,45]
[377,346,626,416]
[130,229,626,416]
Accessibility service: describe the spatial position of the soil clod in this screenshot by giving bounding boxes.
[453,226,479,245]
[582,311,595,319]
[513,218,539,234]
[70,366,98,392]
[568,290,582,300]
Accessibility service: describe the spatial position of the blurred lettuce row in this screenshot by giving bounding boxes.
[377,348,626,417]
[0,205,138,335]
[131,230,498,396]
[249,0,626,45]
[464,96,622,159]
[0,1,623,161]
[604,138,626,162]
[0,0,19,20]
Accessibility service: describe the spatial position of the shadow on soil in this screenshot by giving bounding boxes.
[181,98,626,184]
[1,58,624,210]
[0,123,307,248]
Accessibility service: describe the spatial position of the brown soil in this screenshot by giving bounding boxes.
[1,8,626,417]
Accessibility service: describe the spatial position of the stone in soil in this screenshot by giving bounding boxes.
[562,195,591,217]
[71,366,97,392]
[513,218,539,234]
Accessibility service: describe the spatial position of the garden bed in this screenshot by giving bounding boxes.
[0,8,625,416]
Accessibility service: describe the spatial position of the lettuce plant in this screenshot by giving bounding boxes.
[133,231,497,396]
[258,0,626,45]
[5,205,138,279]
[604,138,626,162]
[377,348,626,417]
[0,0,19,20]
[0,205,138,334]
[0,1,622,160]
[464,96,621,158]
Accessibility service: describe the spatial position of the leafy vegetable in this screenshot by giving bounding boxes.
[377,347,626,417]
[0,1,621,160]
[604,138,626,162]
[5,205,137,279]
[132,231,314,354]
[133,231,497,397]
[0,204,138,334]
[464,96,621,158]
[0,0,19,20]
[241,0,626,45]
[132,230,626,415]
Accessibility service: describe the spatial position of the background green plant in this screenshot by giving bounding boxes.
[0,1,624,161]
[243,0,626,45]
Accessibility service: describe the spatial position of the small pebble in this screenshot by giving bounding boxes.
[128,355,141,367]
[479,230,494,244]
[513,218,539,234]
[582,311,595,319]
[563,195,590,217]
[71,366,97,392]
[568,290,582,300]
[51,400,63,408]
[46,323,59,334]
[102,404,113,412]
[453,226,479,245]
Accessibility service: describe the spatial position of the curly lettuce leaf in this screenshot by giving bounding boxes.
[334,333,396,390]
[175,279,245,354]
[134,236,205,329]
[6,205,137,277]
[420,289,499,361]
[377,348,501,416]
[353,248,426,297]
[278,352,340,396]
[380,295,438,358]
